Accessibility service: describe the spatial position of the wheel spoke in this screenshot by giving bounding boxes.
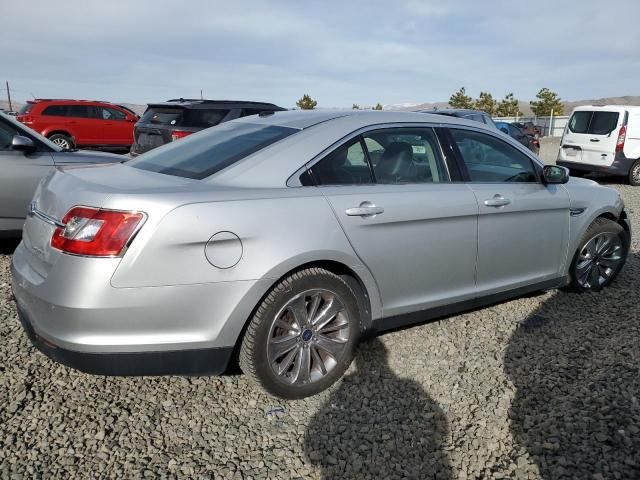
[274,318,300,333]
[312,297,342,331]
[585,240,597,257]
[297,346,311,383]
[318,317,349,335]
[595,235,612,255]
[315,334,346,360]
[589,262,600,287]
[598,255,620,268]
[269,335,298,360]
[277,346,300,376]
[308,294,322,321]
[288,295,310,327]
[311,345,327,376]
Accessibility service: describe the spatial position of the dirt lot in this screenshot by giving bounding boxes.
[1,178,639,479]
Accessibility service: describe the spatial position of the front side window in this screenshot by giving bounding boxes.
[128,122,297,179]
[568,111,592,133]
[100,107,127,121]
[450,129,538,183]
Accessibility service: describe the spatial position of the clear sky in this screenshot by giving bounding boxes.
[2,0,639,108]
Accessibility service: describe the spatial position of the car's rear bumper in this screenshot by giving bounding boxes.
[10,241,267,376]
[557,151,635,176]
[16,304,233,376]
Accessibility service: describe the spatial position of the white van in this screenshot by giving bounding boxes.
[557,105,640,185]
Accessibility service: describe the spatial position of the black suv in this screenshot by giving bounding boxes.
[130,99,285,156]
[417,108,498,130]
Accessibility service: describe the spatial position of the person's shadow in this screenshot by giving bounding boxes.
[304,337,451,480]
[505,253,640,478]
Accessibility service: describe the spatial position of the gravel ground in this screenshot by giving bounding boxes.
[1,180,639,479]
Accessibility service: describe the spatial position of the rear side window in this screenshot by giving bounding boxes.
[182,109,229,128]
[589,112,619,135]
[311,137,374,185]
[42,105,67,116]
[99,107,127,121]
[66,105,91,118]
[569,110,620,135]
[128,122,297,179]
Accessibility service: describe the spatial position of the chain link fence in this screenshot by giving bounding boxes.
[493,115,569,138]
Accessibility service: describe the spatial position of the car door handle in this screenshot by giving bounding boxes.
[590,138,600,142]
[484,195,511,207]
[345,202,384,217]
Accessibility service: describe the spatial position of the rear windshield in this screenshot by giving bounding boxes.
[140,107,230,128]
[569,110,620,135]
[19,103,34,114]
[128,122,297,179]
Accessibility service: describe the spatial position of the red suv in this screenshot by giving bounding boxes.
[17,99,139,150]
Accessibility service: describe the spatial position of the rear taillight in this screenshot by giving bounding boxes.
[616,125,626,152]
[51,207,144,257]
[171,130,192,142]
[18,115,33,124]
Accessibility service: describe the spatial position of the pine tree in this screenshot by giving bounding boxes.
[496,93,521,117]
[530,88,563,116]
[352,104,360,110]
[296,94,317,110]
[473,91,497,115]
[449,87,474,109]
[373,103,383,111]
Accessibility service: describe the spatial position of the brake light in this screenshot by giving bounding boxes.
[18,115,33,124]
[171,130,192,142]
[616,125,626,152]
[51,207,144,257]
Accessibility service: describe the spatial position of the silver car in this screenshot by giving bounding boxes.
[0,111,122,236]
[11,110,631,399]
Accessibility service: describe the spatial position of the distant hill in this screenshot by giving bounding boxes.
[0,100,147,115]
[390,96,640,116]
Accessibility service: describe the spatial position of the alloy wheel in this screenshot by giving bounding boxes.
[632,163,640,185]
[52,138,71,149]
[268,289,351,385]
[575,232,624,289]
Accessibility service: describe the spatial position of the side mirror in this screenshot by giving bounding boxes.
[543,165,569,184]
[11,135,36,153]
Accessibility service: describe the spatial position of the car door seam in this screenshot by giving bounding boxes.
[463,184,480,289]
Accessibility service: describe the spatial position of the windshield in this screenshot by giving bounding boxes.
[128,121,298,179]
[0,110,62,151]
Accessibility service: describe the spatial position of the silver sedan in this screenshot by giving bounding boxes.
[11,110,631,398]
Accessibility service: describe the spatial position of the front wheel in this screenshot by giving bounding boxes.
[566,218,629,292]
[239,268,361,399]
[628,159,640,186]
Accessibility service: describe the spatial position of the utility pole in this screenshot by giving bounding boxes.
[200,89,203,100]
[5,81,12,112]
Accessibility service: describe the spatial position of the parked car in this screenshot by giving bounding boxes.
[420,108,498,130]
[16,99,139,151]
[0,111,122,236]
[495,121,540,154]
[130,99,285,156]
[513,121,541,138]
[13,110,630,399]
[557,105,640,185]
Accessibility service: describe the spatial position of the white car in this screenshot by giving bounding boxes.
[557,105,640,185]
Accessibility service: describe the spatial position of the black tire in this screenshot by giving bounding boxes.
[566,217,629,293]
[627,159,640,186]
[239,268,361,399]
[48,133,74,150]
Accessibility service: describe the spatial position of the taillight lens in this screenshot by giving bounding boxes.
[171,130,192,142]
[51,207,144,257]
[616,125,626,152]
[18,115,33,124]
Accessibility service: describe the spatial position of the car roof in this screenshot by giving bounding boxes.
[417,108,488,116]
[572,104,640,113]
[148,99,285,110]
[232,109,491,131]
[29,99,120,106]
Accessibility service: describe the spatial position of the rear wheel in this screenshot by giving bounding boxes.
[239,268,360,399]
[567,218,628,292]
[48,133,74,150]
[627,159,640,186]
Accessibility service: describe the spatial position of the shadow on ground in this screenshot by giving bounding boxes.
[505,254,640,478]
[0,238,20,256]
[304,337,451,479]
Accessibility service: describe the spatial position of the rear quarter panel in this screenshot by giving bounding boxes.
[110,192,382,316]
